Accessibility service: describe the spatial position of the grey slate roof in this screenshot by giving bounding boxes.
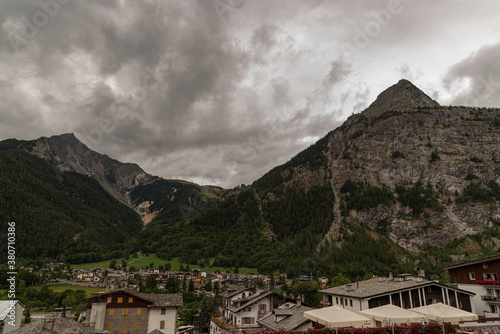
[0,300,24,321]
[319,277,475,299]
[227,291,275,313]
[147,293,183,307]
[220,286,253,299]
[11,317,83,334]
[148,330,166,334]
[257,305,314,331]
[442,255,500,270]
[88,288,183,307]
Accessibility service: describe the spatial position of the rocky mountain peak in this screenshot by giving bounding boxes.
[364,79,440,117]
[29,133,149,203]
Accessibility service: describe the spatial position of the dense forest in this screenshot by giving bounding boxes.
[2,103,500,283]
[0,140,142,264]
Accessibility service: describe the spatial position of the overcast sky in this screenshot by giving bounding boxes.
[1,0,500,188]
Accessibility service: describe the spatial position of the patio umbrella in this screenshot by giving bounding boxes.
[360,304,427,334]
[411,303,478,333]
[304,305,371,333]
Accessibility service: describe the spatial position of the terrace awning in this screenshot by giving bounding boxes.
[359,304,427,323]
[304,305,371,328]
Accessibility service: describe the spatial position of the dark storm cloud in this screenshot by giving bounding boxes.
[1,0,499,187]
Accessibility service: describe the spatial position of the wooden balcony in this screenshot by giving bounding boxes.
[211,315,238,330]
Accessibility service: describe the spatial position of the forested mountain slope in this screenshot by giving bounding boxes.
[0,139,142,263]
[144,80,500,278]
[2,80,499,281]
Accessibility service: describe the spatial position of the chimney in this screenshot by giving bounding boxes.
[388,272,393,280]
[43,318,55,331]
[297,295,302,306]
[417,268,425,278]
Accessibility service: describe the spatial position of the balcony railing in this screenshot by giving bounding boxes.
[481,295,500,302]
[211,315,238,330]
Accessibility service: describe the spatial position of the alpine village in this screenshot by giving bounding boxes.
[1,79,500,334]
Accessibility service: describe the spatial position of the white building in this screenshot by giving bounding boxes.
[210,287,295,334]
[444,255,500,318]
[85,288,182,334]
[0,300,24,334]
[319,274,475,314]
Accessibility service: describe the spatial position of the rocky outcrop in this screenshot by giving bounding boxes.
[258,79,500,254]
[26,133,224,223]
[29,133,152,205]
[322,80,500,253]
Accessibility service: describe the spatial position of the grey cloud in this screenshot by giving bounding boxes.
[251,24,279,48]
[443,43,500,107]
[2,0,498,188]
[324,59,352,87]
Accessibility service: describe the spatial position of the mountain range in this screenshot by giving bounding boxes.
[1,79,499,279]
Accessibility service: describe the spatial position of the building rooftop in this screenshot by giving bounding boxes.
[11,317,83,334]
[0,300,24,322]
[319,277,475,299]
[258,305,313,331]
[227,291,276,313]
[442,255,500,270]
[219,286,253,299]
[87,288,183,307]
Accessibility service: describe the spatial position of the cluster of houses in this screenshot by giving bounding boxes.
[69,267,287,292]
[5,255,500,334]
[208,256,500,334]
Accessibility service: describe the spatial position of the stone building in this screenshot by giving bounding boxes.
[86,288,182,334]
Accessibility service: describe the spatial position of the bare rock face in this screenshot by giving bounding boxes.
[29,133,152,205]
[322,81,500,253]
[264,79,500,255]
[26,133,222,223]
[364,79,440,118]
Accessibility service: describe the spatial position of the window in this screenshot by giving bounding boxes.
[469,272,476,280]
[483,273,498,281]
[129,297,134,303]
[243,317,255,324]
[350,300,353,307]
[491,305,497,313]
[135,322,141,330]
[109,309,115,316]
[160,321,165,329]
[373,301,380,307]
[123,309,128,316]
[107,297,112,303]
[137,308,142,315]
[336,297,339,304]
[120,323,126,334]
[108,323,112,332]
[117,297,123,303]
[161,308,166,315]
